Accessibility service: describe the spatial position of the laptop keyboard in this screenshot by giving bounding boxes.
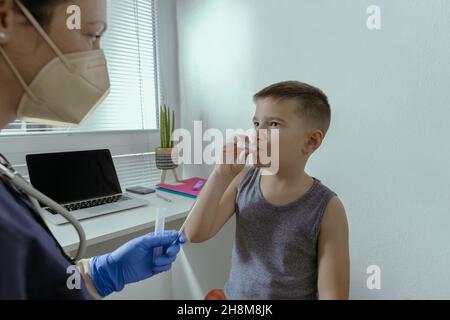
[46,195,129,215]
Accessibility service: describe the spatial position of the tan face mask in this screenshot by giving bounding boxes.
[0,0,110,127]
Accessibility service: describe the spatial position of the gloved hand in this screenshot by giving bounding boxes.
[90,230,186,297]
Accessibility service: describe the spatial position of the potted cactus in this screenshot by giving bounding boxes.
[155,105,179,183]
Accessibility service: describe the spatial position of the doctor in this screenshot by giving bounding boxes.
[0,0,186,299]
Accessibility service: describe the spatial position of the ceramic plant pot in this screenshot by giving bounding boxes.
[155,147,178,170]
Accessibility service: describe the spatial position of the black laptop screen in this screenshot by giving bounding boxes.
[26,149,122,204]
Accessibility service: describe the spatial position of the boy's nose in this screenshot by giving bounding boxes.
[256,124,267,131]
[255,128,270,140]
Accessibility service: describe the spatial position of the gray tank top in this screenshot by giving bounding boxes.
[224,166,337,300]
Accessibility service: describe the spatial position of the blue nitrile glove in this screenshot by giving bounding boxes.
[90,230,187,297]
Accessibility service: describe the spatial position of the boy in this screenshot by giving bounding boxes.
[184,81,349,299]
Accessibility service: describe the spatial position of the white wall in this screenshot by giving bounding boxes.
[176,0,450,299]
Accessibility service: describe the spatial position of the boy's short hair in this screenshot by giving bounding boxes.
[254,81,331,136]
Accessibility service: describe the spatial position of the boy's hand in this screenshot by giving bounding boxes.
[215,135,250,178]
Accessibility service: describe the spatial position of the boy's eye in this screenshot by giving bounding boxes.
[269,122,280,127]
[253,122,260,127]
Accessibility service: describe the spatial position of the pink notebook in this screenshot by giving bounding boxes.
[156,177,207,198]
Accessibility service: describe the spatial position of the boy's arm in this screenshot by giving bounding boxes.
[317,196,350,300]
[184,139,249,243]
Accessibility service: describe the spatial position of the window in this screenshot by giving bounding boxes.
[2,0,159,135]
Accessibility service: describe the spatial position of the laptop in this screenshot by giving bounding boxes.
[26,149,149,225]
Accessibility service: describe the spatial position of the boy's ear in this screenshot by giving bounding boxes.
[0,0,14,44]
[302,130,324,155]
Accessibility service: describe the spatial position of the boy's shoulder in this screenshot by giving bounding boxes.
[315,179,346,226]
[314,178,337,198]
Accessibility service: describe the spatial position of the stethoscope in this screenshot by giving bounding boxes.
[0,155,86,261]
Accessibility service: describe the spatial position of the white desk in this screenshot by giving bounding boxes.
[48,191,196,253]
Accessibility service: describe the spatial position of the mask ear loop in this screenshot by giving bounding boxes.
[14,0,74,73]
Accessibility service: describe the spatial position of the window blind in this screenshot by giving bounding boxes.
[1,0,158,134]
